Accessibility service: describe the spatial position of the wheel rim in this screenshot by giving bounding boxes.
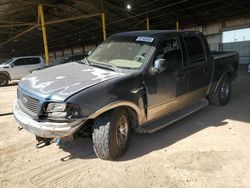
[116,115,129,148]
[220,80,229,100]
[0,79,6,86]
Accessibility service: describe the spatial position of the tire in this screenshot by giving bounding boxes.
[0,75,8,86]
[92,108,131,160]
[208,75,231,106]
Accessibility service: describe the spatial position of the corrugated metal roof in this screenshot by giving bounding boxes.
[0,0,250,59]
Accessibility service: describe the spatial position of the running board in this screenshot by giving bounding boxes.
[138,99,208,134]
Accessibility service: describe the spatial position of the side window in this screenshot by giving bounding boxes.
[26,58,40,65]
[13,59,26,66]
[156,37,183,70]
[184,36,206,64]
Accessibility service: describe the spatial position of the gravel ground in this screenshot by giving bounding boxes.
[0,69,250,188]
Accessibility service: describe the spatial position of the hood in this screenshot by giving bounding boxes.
[0,64,6,68]
[19,62,124,101]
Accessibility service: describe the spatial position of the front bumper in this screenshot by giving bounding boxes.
[13,100,85,138]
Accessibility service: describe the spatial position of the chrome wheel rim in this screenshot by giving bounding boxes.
[116,115,128,148]
[220,80,229,100]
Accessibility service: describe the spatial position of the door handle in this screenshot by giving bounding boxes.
[177,72,186,81]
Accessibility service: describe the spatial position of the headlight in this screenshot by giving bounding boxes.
[46,103,66,112]
[46,102,80,120]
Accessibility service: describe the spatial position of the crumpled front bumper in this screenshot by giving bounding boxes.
[13,100,85,138]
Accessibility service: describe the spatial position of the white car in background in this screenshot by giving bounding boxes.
[0,56,44,86]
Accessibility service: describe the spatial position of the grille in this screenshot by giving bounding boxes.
[19,90,39,115]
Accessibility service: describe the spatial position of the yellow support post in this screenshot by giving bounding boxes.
[146,17,150,30]
[101,12,107,40]
[176,20,180,30]
[38,4,49,65]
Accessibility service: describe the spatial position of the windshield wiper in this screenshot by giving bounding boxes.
[83,58,122,73]
[89,62,122,73]
[101,60,123,73]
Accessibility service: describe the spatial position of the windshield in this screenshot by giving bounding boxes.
[3,58,14,65]
[88,36,153,69]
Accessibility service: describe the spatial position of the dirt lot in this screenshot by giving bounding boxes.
[0,70,250,188]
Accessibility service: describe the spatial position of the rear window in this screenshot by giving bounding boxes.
[184,36,206,64]
[26,58,40,65]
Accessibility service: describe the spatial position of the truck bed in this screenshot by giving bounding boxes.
[211,51,239,81]
[211,51,238,61]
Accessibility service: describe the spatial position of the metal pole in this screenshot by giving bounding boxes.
[146,17,150,30]
[176,20,180,30]
[101,12,107,40]
[38,4,49,65]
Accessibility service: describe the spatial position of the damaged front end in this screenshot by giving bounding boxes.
[13,87,87,140]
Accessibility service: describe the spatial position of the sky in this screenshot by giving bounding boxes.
[223,28,250,43]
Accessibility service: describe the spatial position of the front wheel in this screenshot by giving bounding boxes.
[92,108,131,160]
[0,75,8,86]
[208,75,231,106]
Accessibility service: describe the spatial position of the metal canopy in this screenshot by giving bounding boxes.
[0,0,250,59]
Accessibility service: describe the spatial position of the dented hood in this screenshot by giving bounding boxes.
[19,62,123,101]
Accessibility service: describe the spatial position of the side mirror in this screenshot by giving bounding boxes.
[152,59,167,74]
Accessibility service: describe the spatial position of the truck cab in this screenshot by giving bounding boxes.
[142,31,213,121]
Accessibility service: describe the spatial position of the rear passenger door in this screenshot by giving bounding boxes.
[25,57,42,73]
[183,35,211,103]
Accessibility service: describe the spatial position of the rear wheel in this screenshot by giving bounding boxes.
[0,75,8,86]
[92,108,131,160]
[208,75,231,106]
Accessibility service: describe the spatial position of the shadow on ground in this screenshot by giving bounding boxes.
[58,137,96,161]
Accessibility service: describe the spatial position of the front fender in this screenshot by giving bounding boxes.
[88,100,146,125]
[67,72,146,125]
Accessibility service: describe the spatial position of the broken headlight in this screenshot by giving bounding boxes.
[46,102,80,120]
[46,103,66,112]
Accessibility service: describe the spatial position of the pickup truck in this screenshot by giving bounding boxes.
[13,30,239,160]
[0,56,44,86]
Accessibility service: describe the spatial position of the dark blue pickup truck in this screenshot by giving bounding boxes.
[13,30,239,160]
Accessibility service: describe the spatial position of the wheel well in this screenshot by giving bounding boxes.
[0,72,10,80]
[90,106,139,131]
[123,106,139,130]
[227,72,233,80]
[227,64,237,81]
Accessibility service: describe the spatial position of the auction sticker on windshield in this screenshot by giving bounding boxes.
[136,37,154,43]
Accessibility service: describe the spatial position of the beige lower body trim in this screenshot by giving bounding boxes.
[147,86,209,122]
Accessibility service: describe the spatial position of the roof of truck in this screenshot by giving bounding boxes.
[111,30,203,38]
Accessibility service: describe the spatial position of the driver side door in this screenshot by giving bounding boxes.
[10,58,28,80]
[143,35,189,121]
